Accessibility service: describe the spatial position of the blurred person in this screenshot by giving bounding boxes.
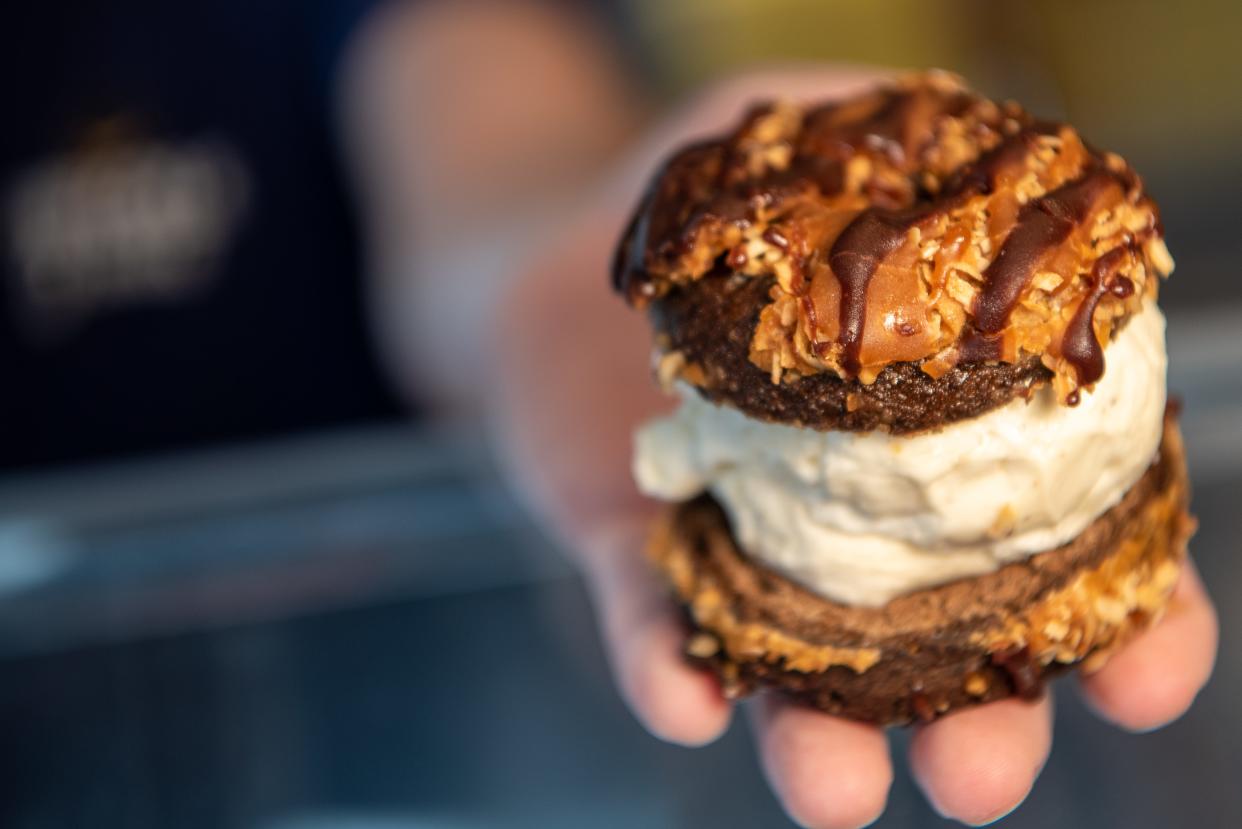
[2,1,1220,827]
[339,4,1218,828]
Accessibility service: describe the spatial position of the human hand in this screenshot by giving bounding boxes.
[488,67,1218,828]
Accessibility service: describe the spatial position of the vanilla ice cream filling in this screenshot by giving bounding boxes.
[634,302,1168,607]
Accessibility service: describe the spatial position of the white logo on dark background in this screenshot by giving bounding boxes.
[6,134,250,339]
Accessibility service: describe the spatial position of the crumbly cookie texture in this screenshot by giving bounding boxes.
[615,71,1173,403]
[649,273,1055,433]
[646,415,1193,725]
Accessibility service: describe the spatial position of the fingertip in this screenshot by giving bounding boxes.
[1079,647,1200,734]
[750,697,892,829]
[620,615,733,746]
[1080,561,1218,733]
[908,695,1053,826]
[582,533,733,747]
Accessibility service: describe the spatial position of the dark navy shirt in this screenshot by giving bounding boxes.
[2,1,402,470]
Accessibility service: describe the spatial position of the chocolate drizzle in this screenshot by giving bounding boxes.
[613,80,979,302]
[613,73,1168,394]
[909,691,937,722]
[829,207,930,374]
[990,646,1044,700]
[1061,243,1135,385]
[958,331,1003,363]
[940,127,1068,366]
[804,83,971,169]
[974,170,1119,335]
[946,125,1050,196]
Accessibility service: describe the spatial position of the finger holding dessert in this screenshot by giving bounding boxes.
[907,694,1053,825]
[749,695,893,829]
[1077,558,1217,732]
[581,516,735,746]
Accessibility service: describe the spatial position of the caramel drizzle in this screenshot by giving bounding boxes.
[827,137,1136,380]
[825,126,1053,373]
[616,82,981,301]
[615,79,1162,387]
[797,87,987,369]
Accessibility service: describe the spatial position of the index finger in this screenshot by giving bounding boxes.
[1078,558,1218,731]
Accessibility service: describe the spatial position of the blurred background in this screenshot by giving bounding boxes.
[1,1,1239,827]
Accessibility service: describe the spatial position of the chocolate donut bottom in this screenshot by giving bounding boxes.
[653,272,1053,435]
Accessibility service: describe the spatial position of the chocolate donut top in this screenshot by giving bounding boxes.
[614,72,1172,403]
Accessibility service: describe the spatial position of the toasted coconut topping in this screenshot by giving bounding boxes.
[614,71,1172,402]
